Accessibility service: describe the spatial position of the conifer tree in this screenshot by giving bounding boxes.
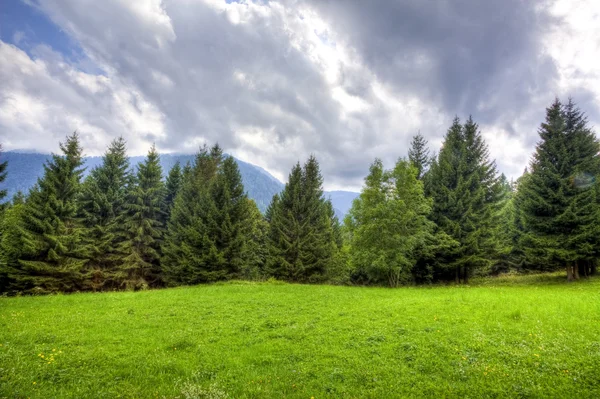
[164,161,182,217]
[266,162,305,281]
[0,144,7,207]
[15,133,89,293]
[426,117,501,282]
[491,174,516,274]
[117,145,165,289]
[0,199,28,293]
[266,156,337,282]
[519,99,600,280]
[240,199,269,280]
[162,144,255,284]
[79,137,131,290]
[408,132,431,180]
[211,155,251,278]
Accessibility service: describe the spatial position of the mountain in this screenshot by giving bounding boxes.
[0,152,358,217]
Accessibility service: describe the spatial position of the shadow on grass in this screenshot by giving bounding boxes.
[470,271,598,287]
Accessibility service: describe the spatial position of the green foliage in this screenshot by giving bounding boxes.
[117,145,165,289]
[14,133,89,293]
[162,145,256,284]
[240,199,269,280]
[79,137,132,290]
[519,99,600,280]
[408,132,431,180]
[0,144,8,206]
[164,161,182,217]
[426,117,502,282]
[266,156,338,282]
[345,159,436,286]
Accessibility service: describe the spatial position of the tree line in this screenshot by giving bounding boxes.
[0,97,598,293]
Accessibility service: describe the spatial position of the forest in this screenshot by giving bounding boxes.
[0,97,598,294]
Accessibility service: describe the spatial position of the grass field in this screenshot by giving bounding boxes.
[1,274,599,398]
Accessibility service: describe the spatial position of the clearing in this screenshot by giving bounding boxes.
[1,274,599,398]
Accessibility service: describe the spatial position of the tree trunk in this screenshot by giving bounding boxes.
[566,263,574,282]
[573,261,580,280]
[463,266,469,284]
[592,262,597,276]
[455,266,460,284]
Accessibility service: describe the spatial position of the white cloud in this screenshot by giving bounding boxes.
[1,0,599,190]
[0,42,166,155]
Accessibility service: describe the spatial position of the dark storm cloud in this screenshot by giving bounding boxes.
[292,0,560,126]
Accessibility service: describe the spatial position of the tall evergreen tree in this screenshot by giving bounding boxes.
[162,146,221,284]
[266,156,337,282]
[117,145,165,289]
[162,144,255,284]
[79,137,131,290]
[240,199,269,280]
[408,132,431,180]
[426,117,501,283]
[519,99,600,280]
[0,199,28,293]
[0,144,7,207]
[14,133,89,293]
[211,155,251,278]
[164,161,182,217]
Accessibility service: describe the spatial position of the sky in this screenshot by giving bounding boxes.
[0,0,599,191]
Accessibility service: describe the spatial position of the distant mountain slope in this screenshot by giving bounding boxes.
[1,152,357,216]
[325,191,360,216]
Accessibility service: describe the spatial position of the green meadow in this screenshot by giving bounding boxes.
[1,274,599,398]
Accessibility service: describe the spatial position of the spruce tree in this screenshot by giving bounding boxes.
[117,145,165,289]
[266,163,304,280]
[426,117,501,282]
[15,133,89,293]
[408,132,431,180]
[0,144,7,207]
[211,155,251,278]
[164,161,182,217]
[79,137,131,290]
[266,156,337,282]
[0,200,28,293]
[240,199,269,280]
[163,144,255,284]
[491,174,516,274]
[520,99,600,280]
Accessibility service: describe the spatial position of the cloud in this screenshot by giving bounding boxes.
[0,42,166,155]
[1,0,599,190]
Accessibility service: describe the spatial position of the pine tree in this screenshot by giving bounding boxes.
[211,155,251,278]
[266,156,337,282]
[162,144,238,284]
[491,174,516,274]
[0,144,7,207]
[408,132,431,180]
[79,137,131,290]
[15,133,89,293]
[240,199,269,280]
[426,117,501,283]
[266,162,305,281]
[117,145,165,289]
[164,161,182,218]
[520,99,600,280]
[0,199,28,293]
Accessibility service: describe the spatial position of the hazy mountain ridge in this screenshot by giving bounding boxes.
[1,152,358,217]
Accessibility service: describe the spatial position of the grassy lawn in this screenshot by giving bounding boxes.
[1,274,599,398]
